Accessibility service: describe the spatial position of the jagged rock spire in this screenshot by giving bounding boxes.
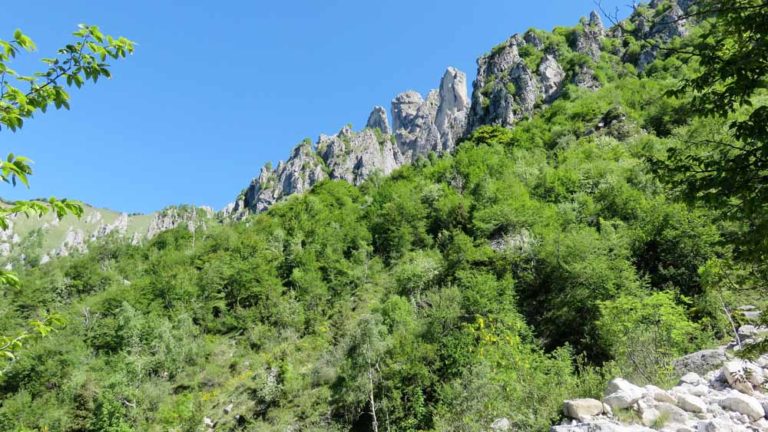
[391,67,469,160]
[366,106,391,135]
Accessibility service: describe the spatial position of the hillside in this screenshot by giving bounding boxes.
[0,202,215,269]
[1,1,767,431]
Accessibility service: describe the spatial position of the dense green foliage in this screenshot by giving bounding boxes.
[1,3,767,431]
[664,0,768,259]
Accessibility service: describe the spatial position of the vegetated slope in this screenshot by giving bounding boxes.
[0,202,215,269]
[1,1,765,431]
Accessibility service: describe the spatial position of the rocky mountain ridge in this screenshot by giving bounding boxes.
[0,202,213,268]
[227,0,695,217]
[1,0,698,263]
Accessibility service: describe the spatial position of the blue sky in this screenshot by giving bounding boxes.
[1,0,627,213]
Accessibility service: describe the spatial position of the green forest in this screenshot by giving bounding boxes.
[1,1,767,431]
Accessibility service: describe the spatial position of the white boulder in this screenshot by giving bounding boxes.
[604,378,645,409]
[722,361,754,395]
[676,393,707,413]
[718,391,765,421]
[563,398,609,422]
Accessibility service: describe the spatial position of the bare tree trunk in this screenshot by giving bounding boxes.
[719,293,742,349]
[368,367,379,432]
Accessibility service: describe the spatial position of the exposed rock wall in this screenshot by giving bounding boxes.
[227,0,696,217]
[232,67,470,216]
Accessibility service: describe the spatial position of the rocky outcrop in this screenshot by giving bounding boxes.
[232,67,469,215]
[146,206,213,239]
[574,12,605,60]
[392,67,469,160]
[54,228,87,257]
[92,213,128,239]
[228,0,697,217]
[554,352,768,432]
[366,106,391,135]
[240,140,328,213]
[318,125,402,185]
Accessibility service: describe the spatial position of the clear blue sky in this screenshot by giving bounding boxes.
[1,0,627,213]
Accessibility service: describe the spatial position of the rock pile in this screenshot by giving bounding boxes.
[553,354,768,431]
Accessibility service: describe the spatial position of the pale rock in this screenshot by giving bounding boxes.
[563,398,609,422]
[318,126,402,185]
[604,378,645,409]
[538,54,565,102]
[639,400,690,427]
[696,418,743,432]
[223,403,233,414]
[469,35,537,129]
[573,65,600,90]
[490,417,511,431]
[523,29,543,49]
[434,67,470,153]
[757,355,768,368]
[551,420,654,431]
[656,403,691,426]
[676,393,707,413]
[743,362,765,387]
[146,206,211,239]
[574,11,604,60]
[742,310,761,321]
[238,140,327,213]
[680,372,705,386]
[722,361,755,395]
[366,106,391,135]
[645,385,676,404]
[92,213,128,239]
[649,2,688,41]
[718,391,765,421]
[675,384,709,398]
[392,67,469,161]
[203,416,215,428]
[737,325,758,340]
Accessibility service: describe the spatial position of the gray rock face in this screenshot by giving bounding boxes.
[574,12,605,60]
[366,106,391,135]
[239,141,327,213]
[228,0,699,219]
[92,213,128,239]
[470,35,532,129]
[236,75,468,215]
[318,126,402,185]
[55,228,86,257]
[539,54,566,102]
[392,90,440,160]
[146,206,213,239]
[648,2,689,42]
[674,348,728,376]
[392,67,469,161]
[435,67,470,152]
